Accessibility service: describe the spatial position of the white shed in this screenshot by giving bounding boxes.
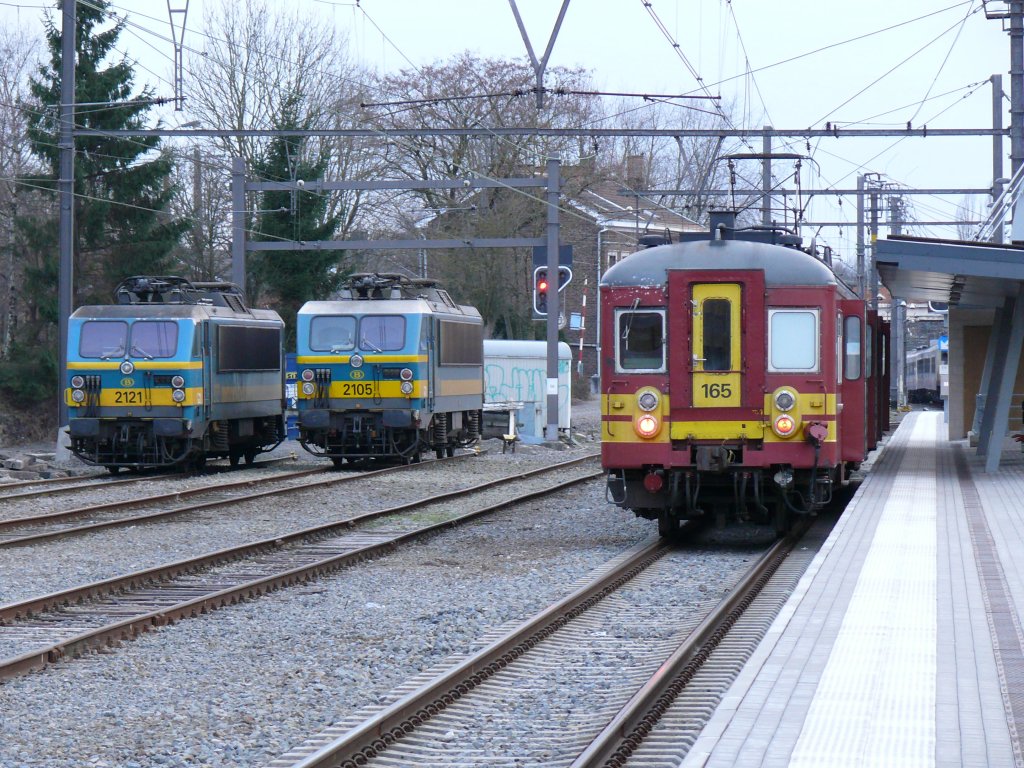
[483,340,572,440]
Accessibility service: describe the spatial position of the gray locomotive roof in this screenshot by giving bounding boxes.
[601,238,839,288]
[70,304,282,322]
[299,298,481,320]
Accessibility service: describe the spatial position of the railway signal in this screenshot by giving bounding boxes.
[533,267,549,314]
[533,266,572,316]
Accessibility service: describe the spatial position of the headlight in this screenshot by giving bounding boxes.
[774,389,796,412]
[171,388,186,403]
[301,382,315,395]
[119,361,134,375]
[70,375,85,389]
[350,353,363,368]
[637,389,659,412]
[400,381,413,395]
[171,375,185,389]
[635,413,660,438]
[301,368,315,382]
[400,367,413,381]
[70,389,86,403]
[773,414,797,437]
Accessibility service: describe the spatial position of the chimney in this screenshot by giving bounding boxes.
[625,154,644,191]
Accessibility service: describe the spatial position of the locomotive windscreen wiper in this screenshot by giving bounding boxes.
[130,345,154,359]
[360,337,383,353]
[621,298,641,341]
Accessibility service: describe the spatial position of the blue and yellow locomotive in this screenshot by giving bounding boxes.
[295,273,484,465]
[65,276,286,471]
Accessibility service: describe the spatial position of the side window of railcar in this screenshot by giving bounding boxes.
[310,315,356,351]
[865,322,874,378]
[615,308,666,373]
[130,320,178,358]
[843,316,861,380]
[768,309,819,372]
[360,315,405,352]
[702,299,732,371]
[79,320,128,359]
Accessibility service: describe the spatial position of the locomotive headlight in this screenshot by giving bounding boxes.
[301,382,315,396]
[119,361,134,375]
[70,388,86,403]
[400,367,414,381]
[774,389,797,412]
[301,368,315,382]
[773,414,797,437]
[171,388,186,403]
[635,412,661,438]
[400,381,414,395]
[70,375,85,389]
[637,388,660,412]
[171,375,185,389]
[349,354,363,368]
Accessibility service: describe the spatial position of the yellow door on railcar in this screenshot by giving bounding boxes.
[691,283,742,408]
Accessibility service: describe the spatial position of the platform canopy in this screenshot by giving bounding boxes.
[876,234,1024,471]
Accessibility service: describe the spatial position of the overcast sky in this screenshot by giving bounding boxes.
[4,0,1014,257]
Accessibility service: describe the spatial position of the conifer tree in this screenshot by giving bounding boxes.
[23,0,186,308]
[250,96,349,348]
[1,1,186,401]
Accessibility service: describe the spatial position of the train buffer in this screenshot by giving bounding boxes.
[483,401,524,454]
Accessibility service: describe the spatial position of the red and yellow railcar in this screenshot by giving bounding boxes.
[601,212,889,535]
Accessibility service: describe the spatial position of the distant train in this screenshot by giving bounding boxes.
[295,273,484,465]
[600,211,890,536]
[65,276,286,472]
[905,340,947,404]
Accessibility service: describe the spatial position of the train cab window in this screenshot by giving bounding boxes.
[79,320,128,359]
[768,309,819,372]
[360,315,405,352]
[310,315,356,351]
[615,308,666,372]
[129,321,178,358]
[702,299,732,371]
[843,316,862,380]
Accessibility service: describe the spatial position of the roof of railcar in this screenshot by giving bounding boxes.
[70,305,282,322]
[601,238,839,288]
[299,298,481,321]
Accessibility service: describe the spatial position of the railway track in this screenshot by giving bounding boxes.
[0,454,298,503]
[264,515,829,768]
[0,454,478,547]
[0,454,601,680]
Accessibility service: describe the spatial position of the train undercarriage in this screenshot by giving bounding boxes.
[606,461,846,537]
[67,415,284,472]
[299,409,482,466]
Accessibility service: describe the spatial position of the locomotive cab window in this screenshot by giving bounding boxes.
[615,308,666,373]
[310,315,356,351]
[129,320,178,358]
[768,309,819,372]
[79,320,128,359]
[360,315,405,352]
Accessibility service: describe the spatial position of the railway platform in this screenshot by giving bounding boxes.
[681,409,1024,767]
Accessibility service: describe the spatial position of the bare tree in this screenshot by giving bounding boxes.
[0,26,43,360]
[180,0,380,303]
[368,53,604,337]
[601,97,746,226]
